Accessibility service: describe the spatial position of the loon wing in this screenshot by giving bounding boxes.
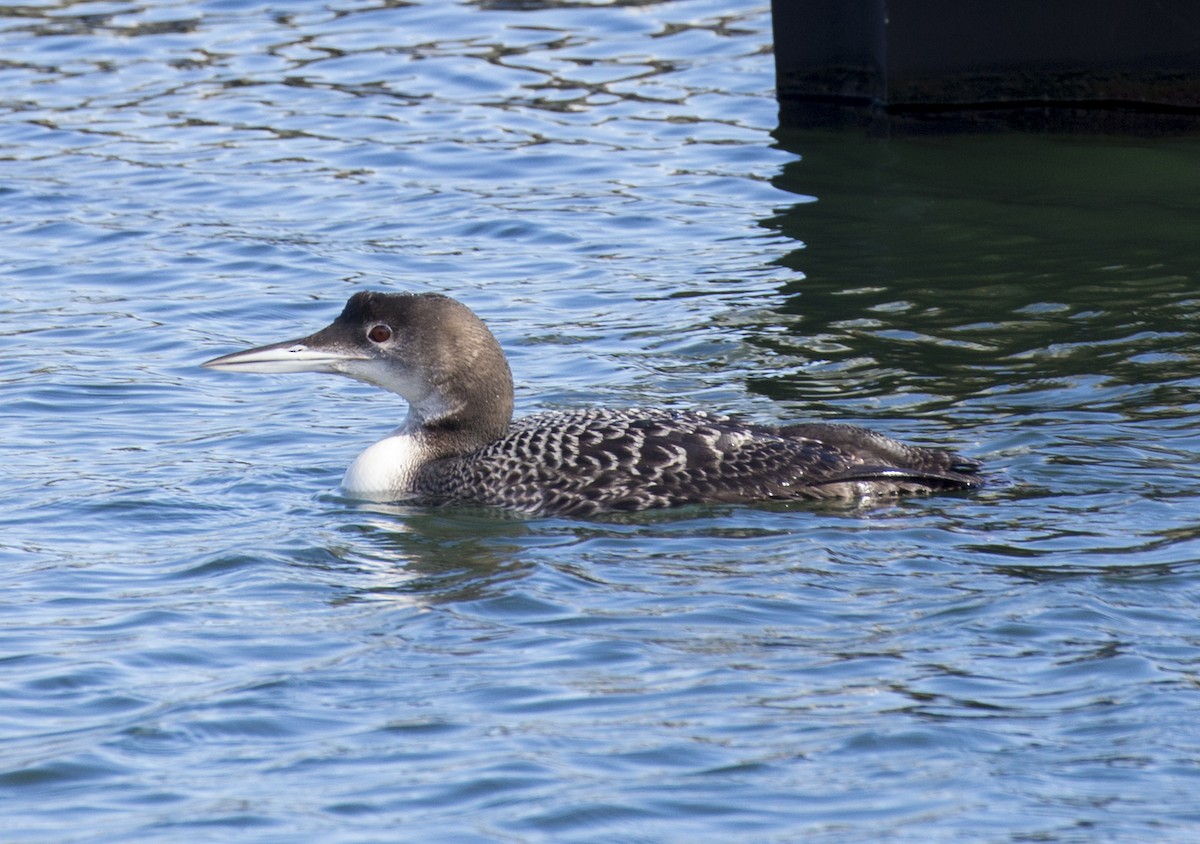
[562,417,981,511]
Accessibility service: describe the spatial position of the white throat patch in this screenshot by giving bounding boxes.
[340,432,428,501]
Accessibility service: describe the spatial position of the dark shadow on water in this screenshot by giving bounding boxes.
[742,130,1200,453]
[758,131,1200,388]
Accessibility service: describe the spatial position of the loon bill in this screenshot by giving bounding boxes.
[203,291,983,517]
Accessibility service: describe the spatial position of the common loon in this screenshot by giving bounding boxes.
[203,291,983,516]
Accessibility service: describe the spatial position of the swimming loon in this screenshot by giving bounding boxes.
[203,291,983,516]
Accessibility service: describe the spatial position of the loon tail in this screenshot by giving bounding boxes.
[817,462,984,492]
[780,422,984,492]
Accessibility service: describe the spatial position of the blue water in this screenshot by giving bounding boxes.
[5,1,1200,841]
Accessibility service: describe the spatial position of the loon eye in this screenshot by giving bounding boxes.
[367,324,392,344]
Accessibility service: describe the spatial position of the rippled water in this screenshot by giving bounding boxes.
[5,1,1200,841]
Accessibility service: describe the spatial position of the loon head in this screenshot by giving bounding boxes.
[203,291,515,444]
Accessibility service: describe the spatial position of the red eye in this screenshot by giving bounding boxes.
[368,324,392,343]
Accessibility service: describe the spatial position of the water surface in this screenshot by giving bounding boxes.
[4,1,1200,841]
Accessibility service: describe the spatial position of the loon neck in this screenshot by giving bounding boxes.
[406,398,510,457]
[403,351,513,456]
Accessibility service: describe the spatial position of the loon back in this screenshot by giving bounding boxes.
[203,291,984,517]
[413,408,981,517]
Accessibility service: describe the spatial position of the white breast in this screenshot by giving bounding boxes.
[340,432,427,502]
